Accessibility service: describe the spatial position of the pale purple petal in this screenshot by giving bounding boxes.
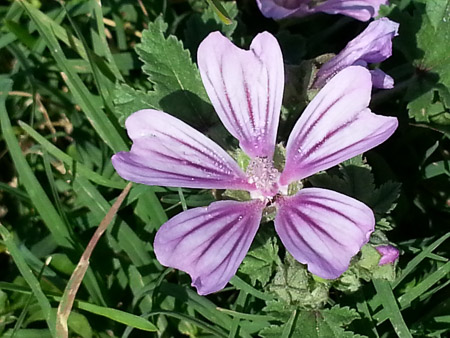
[314,0,388,21]
[376,245,399,265]
[275,188,374,279]
[198,31,284,158]
[112,109,255,191]
[256,0,310,19]
[314,18,399,88]
[256,0,387,21]
[154,200,265,295]
[280,66,398,186]
[370,69,394,89]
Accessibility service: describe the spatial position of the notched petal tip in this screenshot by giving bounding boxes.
[275,188,374,279]
[198,30,284,159]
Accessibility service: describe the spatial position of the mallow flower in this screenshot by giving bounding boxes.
[313,18,399,89]
[112,32,398,295]
[257,0,388,22]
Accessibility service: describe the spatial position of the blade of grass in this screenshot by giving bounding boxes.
[0,282,158,333]
[0,182,31,203]
[230,276,274,301]
[42,150,71,228]
[0,78,72,249]
[56,183,133,337]
[216,308,275,321]
[73,178,154,267]
[60,1,116,107]
[1,81,107,306]
[206,0,232,25]
[159,282,233,330]
[19,0,127,153]
[122,311,227,338]
[393,232,450,288]
[228,290,247,338]
[0,225,56,337]
[281,309,297,338]
[374,261,450,324]
[372,279,412,338]
[91,0,124,81]
[19,120,126,189]
[11,257,52,338]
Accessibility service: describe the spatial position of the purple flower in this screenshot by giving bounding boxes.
[313,18,399,89]
[376,245,399,265]
[112,32,398,295]
[257,0,388,22]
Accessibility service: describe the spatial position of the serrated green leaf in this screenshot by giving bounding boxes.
[268,254,329,308]
[398,2,450,128]
[239,233,279,286]
[369,181,401,216]
[260,306,361,338]
[117,16,214,128]
[113,83,155,125]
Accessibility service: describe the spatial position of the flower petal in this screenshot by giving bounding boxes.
[314,18,399,88]
[314,0,389,21]
[256,0,310,19]
[280,66,398,186]
[275,188,374,279]
[256,0,387,21]
[112,109,254,190]
[154,200,265,295]
[370,69,394,89]
[198,31,284,158]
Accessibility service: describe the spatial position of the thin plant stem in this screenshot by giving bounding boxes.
[56,182,132,337]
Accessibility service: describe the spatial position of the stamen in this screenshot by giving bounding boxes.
[246,157,280,197]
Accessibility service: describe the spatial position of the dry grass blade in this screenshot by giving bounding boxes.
[56,182,132,337]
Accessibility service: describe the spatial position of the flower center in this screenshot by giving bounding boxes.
[246,157,280,198]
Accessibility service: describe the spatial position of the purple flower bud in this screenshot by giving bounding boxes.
[313,18,399,89]
[376,245,399,265]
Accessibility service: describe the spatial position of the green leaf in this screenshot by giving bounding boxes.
[309,159,400,218]
[398,2,450,129]
[424,160,450,178]
[426,0,450,31]
[116,16,214,128]
[268,253,329,308]
[184,1,238,58]
[260,306,361,338]
[0,225,56,337]
[239,232,279,287]
[369,181,401,216]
